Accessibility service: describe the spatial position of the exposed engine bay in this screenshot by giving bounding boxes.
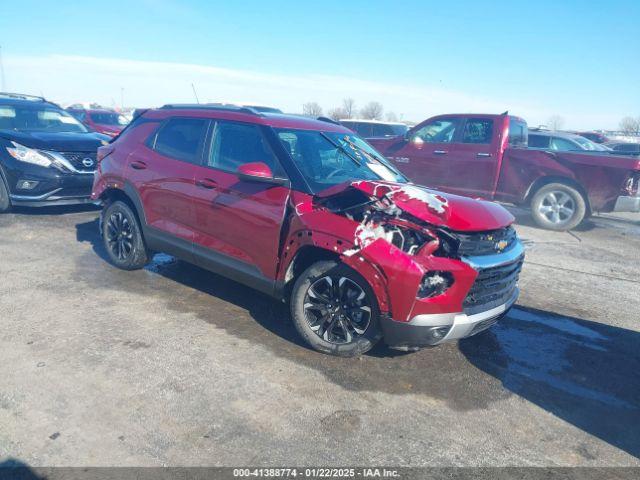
[315,181,517,259]
[315,185,441,257]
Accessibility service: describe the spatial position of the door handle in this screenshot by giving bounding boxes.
[476,152,492,157]
[130,161,147,170]
[433,150,448,155]
[196,178,218,189]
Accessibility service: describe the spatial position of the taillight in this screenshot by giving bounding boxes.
[624,172,640,196]
[97,145,114,163]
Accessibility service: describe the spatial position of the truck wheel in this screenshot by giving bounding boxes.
[290,260,382,357]
[530,183,586,231]
[0,173,11,213]
[102,200,149,270]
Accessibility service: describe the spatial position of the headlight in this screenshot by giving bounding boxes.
[6,141,52,167]
[417,271,454,298]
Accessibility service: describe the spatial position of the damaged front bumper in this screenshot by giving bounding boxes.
[379,241,524,350]
[381,289,518,349]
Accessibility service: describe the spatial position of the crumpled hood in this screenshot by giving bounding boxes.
[0,130,110,152]
[318,180,515,232]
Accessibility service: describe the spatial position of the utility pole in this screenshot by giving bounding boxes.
[120,87,124,109]
[0,45,6,91]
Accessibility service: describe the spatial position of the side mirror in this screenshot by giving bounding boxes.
[237,162,288,185]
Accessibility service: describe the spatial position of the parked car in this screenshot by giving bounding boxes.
[528,129,611,152]
[577,131,610,144]
[67,108,129,137]
[368,113,640,231]
[604,142,640,155]
[92,104,524,356]
[340,119,409,138]
[0,93,109,212]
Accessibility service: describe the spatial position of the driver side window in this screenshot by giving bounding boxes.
[412,119,458,143]
[208,121,283,175]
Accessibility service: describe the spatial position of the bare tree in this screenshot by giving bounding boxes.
[620,116,640,135]
[360,101,384,120]
[328,107,348,121]
[302,102,323,117]
[342,98,356,119]
[547,115,565,131]
[385,111,398,122]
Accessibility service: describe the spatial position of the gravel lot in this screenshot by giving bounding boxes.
[0,205,638,467]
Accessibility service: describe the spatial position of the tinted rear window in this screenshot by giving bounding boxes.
[528,134,550,149]
[152,118,208,163]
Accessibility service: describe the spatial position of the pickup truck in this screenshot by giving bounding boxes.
[368,113,640,230]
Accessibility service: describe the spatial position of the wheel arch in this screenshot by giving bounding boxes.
[99,183,148,227]
[282,245,340,298]
[525,176,591,214]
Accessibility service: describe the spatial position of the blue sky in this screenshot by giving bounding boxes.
[1,0,638,129]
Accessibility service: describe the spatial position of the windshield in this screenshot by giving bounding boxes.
[275,128,407,193]
[90,112,129,126]
[0,104,89,133]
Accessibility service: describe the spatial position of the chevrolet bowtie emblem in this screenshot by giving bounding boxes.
[495,240,508,251]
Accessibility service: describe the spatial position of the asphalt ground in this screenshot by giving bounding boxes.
[0,205,638,467]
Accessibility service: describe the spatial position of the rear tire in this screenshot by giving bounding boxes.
[102,200,149,270]
[0,173,12,213]
[290,260,381,357]
[530,183,586,231]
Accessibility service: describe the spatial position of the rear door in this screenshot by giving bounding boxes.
[385,116,460,190]
[445,116,500,198]
[190,120,290,290]
[126,117,208,250]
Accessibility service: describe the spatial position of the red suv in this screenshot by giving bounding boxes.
[92,105,524,356]
[67,108,128,137]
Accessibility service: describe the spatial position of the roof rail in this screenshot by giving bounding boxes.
[0,92,47,102]
[316,116,340,125]
[160,103,262,116]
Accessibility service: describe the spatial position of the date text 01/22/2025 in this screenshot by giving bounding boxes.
[232,468,401,478]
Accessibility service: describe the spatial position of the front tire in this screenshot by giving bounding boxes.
[102,200,149,270]
[530,183,586,231]
[0,173,12,213]
[290,261,381,357]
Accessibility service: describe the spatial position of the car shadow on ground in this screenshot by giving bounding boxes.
[460,307,640,459]
[75,217,640,458]
[0,458,43,480]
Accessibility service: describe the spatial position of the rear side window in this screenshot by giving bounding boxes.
[529,134,551,148]
[508,118,528,147]
[344,122,373,137]
[549,137,577,151]
[152,118,208,163]
[528,134,550,149]
[462,119,493,144]
[371,124,399,137]
[616,144,640,152]
[208,121,282,175]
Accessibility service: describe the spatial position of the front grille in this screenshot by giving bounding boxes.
[60,152,97,172]
[463,256,523,315]
[450,226,517,257]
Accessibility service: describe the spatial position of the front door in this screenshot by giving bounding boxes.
[190,120,290,290]
[384,116,460,191]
